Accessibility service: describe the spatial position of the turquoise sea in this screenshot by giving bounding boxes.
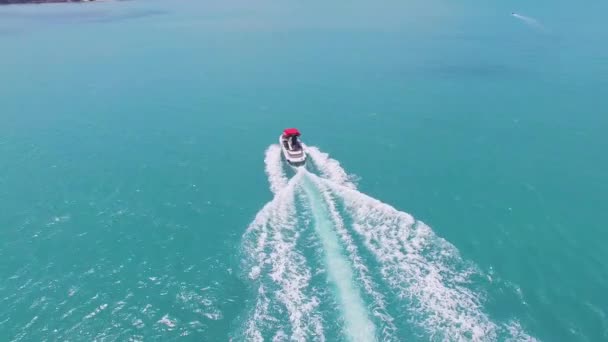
[1,0,607,340]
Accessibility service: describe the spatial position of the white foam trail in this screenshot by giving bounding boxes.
[301,173,376,342]
[306,146,356,189]
[323,179,497,340]
[243,173,323,341]
[511,13,546,31]
[310,173,397,340]
[247,144,535,341]
[505,321,539,342]
[309,145,535,341]
[245,285,270,342]
[265,144,289,194]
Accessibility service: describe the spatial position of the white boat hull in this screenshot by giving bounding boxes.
[279,135,306,166]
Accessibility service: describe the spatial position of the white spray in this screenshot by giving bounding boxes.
[242,150,323,341]
[300,172,377,341]
[242,144,537,341]
[511,12,546,32]
[307,146,537,341]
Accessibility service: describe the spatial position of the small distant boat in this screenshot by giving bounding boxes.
[279,128,306,166]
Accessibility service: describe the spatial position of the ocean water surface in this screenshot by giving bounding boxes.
[1,0,607,341]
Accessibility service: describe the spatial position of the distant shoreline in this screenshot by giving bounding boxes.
[0,0,96,5]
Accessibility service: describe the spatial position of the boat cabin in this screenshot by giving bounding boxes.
[282,128,302,151]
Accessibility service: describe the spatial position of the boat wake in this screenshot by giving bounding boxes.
[511,12,547,32]
[238,145,536,341]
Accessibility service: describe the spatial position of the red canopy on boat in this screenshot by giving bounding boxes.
[283,128,301,137]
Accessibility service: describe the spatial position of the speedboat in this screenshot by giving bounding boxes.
[279,128,306,166]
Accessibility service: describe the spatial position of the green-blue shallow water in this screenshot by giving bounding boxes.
[1,0,607,340]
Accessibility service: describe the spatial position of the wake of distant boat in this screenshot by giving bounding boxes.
[512,12,546,32]
[237,144,536,341]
